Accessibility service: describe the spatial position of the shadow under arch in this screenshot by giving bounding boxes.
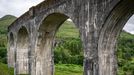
[35,13,82,75]
[16,26,29,75]
[98,0,134,75]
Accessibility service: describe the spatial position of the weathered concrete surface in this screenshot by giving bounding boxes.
[7,32,15,67]
[7,0,134,75]
[15,26,29,74]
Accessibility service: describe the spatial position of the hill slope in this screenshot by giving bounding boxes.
[0,15,16,34]
[0,15,16,47]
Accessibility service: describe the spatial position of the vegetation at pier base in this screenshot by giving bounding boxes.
[0,15,134,75]
[0,62,14,75]
[55,64,83,75]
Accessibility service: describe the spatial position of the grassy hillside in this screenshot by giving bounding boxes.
[0,15,16,47]
[0,62,14,75]
[55,64,83,75]
[56,21,79,38]
[0,15,133,75]
[0,15,16,34]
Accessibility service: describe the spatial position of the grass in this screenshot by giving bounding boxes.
[0,62,14,75]
[55,64,83,75]
[56,21,79,38]
[0,15,16,48]
[0,64,83,75]
[0,15,16,34]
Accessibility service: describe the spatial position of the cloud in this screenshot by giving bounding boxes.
[127,15,134,24]
[123,15,134,34]
[0,0,44,17]
[123,23,134,34]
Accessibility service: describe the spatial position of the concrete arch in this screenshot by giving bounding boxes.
[98,0,134,75]
[38,13,69,31]
[16,26,29,74]
[8,32,15,67]
[35,13,80,75]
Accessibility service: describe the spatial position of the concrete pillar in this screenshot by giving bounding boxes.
[35,35,54,75]
[8,32,15,68]
[16,27,29,75]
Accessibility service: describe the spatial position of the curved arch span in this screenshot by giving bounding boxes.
[98,0,134,75]
[35,13,80,75]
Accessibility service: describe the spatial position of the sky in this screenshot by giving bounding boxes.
[0,0,134,34]
[0,0,44,17]
[123,15,134,34]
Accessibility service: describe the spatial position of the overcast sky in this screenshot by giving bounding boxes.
[123,15,134,34]
[0,0,134,34]
[0,0,44,17]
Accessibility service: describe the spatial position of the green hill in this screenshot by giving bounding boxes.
[56,21,79,38]
[0,15,16,47]
[0,15,16,34]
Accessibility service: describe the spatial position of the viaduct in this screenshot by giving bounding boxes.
[7,0,134,75]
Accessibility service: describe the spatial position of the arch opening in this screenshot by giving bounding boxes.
[35,13,83,75]
[16,26,29,74]
[54,20,83,75]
